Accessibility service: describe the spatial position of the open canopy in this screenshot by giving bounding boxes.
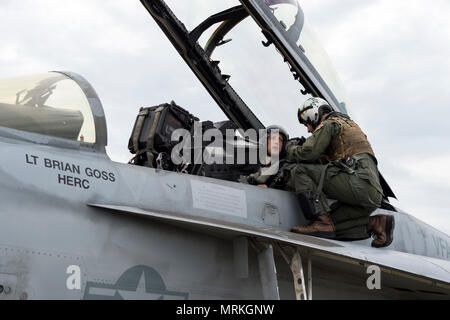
[141,0,396,199]
[144,0,349,137]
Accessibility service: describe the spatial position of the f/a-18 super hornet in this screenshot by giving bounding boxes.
[0,0,449,300]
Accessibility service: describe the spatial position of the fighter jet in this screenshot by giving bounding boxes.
[0,0,448,300]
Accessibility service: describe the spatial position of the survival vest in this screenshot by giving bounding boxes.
[323,116,377,163]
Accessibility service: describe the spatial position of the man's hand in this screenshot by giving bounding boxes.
[293,136,307,146]
[285,137,306,153]
[258,184,268,188]
[247,175,257,185]
[285,140,296,154]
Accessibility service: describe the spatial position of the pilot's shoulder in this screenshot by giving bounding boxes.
[325,117,343,127]
[314,118,342,137]
[316,118,341,132]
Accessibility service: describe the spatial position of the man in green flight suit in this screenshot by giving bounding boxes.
[285,97,395,248]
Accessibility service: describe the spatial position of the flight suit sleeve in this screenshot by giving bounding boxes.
[287,120,341,163]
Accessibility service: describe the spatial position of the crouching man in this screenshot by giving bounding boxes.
[286,97,394,248]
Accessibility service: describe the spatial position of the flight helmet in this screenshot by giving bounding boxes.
[266,125,289,144]
[298,97,334,130]
[265,125,289,157]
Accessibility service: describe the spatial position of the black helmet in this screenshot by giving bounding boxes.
[265,125,289,157]
[266,125,289,143]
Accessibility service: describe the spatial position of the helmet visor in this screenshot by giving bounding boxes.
[298,106,313,125]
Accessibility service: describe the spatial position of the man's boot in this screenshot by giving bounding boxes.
[297,192,318,220]
[291,215,336,239]
[369,215,395,248]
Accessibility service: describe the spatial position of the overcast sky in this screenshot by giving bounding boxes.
[1,0,449,235]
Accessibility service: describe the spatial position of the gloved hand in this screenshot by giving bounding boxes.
[246,175,258,185]
[285,140,297,154]
[294,136,307,146]
[285,137,306,153]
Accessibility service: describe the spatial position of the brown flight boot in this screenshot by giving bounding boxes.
[369,215,395,248]
[291,215,336,239]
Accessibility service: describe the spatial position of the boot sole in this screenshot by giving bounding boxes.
[372,216,395,248]
[291,229,336,239]
[385,215,395,246]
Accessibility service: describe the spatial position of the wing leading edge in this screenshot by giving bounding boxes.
[89,203,450,294]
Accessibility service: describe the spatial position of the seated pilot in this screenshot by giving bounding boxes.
[246,125,294,190]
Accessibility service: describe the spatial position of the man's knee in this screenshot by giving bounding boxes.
[357,183,383,211]
[291,163,326,186]
[292,163,323,175]
[333,174,383,210]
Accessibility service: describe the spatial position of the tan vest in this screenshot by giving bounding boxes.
[324,116,376,163]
